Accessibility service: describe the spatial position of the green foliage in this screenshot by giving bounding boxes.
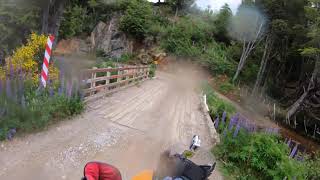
[0,88,84,140]
[213,4,232,43]
[59,0,130,39]
[201,43,236,76]
[304,153,320,179]
[213,131,305,180]
[167,0,196,15]
[203,84,236,117]
[161,16,211,56]
[59,5,89,39]
[0,1,40,59]
[219,82,235,94]
[149,64,156,78]
[239,63,259,83]
[119,0,153,40]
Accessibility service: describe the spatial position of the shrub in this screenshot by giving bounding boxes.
[0,33,59,85]
[160,16,211,57]
[304,153,320,179]
[203,84,236,117]
[149,64,156,78]
[219,82,235,94]
[59,5,89,39]
[201,43,236,76]
[119,0,153,40]
[213,131,306,180]
[0,87,84,140]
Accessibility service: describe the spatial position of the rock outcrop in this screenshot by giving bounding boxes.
[91,17,133,59]
[55,38,90,56]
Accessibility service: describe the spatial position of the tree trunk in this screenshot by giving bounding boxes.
[232,22,264,83]
[175,7,179,19]
[286,59,320,121]
[252,36,273,95]
[47,0,67,43]
[41,1,50,34]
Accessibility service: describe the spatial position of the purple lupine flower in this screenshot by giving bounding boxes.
[252,124,257,132]
[228,117,236,131]
[6,78,11,99]
[59,70,65,95]
[287,139,292,147]
[289,144,298,158]
[221,115,226,129]
[0,78,2,95]
[222,111,227,122]
[49,80,54,97]
[234,113,240,122]
[9,60,14,77]
[214,116,220,129]
[12,79,18,102]
[233,122,241,137]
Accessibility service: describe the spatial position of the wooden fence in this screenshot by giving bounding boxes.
[83,65,150,99]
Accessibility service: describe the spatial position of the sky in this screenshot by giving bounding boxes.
[196,0,241,13]
[148,0,241,13]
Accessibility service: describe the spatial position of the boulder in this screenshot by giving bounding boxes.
[91,17,133,59]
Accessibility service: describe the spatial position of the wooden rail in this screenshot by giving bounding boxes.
[83,65,150,98]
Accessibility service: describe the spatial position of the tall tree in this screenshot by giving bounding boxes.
[252,19,288,95]
[167,0,195,17]
[0,0,41,63]
[286,0,320,121]
[214,4,232,44]
[229,6,266,82]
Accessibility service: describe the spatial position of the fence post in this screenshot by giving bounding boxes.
[125,68,129,85]
[117,66,122,86]
[273,103,276,121]
[90,67,97,96]
[106,66,111,91]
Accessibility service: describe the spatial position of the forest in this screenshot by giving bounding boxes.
[0,0,320,179]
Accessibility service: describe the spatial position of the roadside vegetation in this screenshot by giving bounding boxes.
[0,33,84,140]
[212,116,320,180]
[1,0,319,179]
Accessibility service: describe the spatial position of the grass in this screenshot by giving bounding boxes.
[0,81,84,141]
[212,130,306,180]
[203,83,236,118]
[219,82,235,94]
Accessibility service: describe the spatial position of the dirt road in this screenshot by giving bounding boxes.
[0,70,222,180]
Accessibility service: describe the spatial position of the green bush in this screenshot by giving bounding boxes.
[201,43,236,76]
[59,5,89,39]
[160,16,211,57]
[149,64,156,78]
[213,131,306,180]
[203,84,236,117]
[304,153,320,179]
[0,83,84,140]
[219,82,235,94]
[119,0,153,40]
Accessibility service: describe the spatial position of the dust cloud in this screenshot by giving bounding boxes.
[228,5,267,42]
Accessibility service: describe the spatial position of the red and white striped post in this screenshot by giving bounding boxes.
[40,35,55,88]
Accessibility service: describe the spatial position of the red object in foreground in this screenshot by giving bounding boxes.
[40,35,55,87]
[82,162,122,180]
